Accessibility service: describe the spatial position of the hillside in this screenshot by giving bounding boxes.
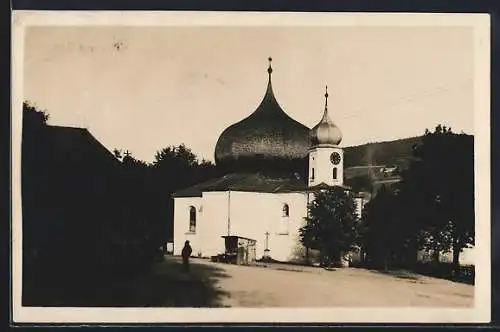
[343,134,473,194]
[343,136,423,193]
[344,136,423,169]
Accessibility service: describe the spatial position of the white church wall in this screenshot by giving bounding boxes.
[173,197,202,256]
[226,191,273,258]
[228,191,308,262]
[173,192,230,258]
[199,191,231,257]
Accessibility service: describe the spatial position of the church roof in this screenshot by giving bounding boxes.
[309,86,343,147]
[172,172,309,197]
[308,182,352,191]
[214,58,311,174]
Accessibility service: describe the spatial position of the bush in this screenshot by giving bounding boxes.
[414,262,474,285]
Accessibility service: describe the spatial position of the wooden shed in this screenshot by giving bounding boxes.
[222,235,257,265]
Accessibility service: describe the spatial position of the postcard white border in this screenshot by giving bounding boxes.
[11,11,491,324]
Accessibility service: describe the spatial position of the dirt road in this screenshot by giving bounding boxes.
[165,257,473,308]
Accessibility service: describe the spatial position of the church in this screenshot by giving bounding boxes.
[172,58,367,263]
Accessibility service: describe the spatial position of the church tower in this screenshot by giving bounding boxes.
[308,86,344,187]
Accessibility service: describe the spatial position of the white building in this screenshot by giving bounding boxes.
[172,58,365,262]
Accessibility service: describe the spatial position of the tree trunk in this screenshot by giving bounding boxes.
[305,247,310,265]
[432,249,440,264]
[407,238,418,269]
[452,239,461,268]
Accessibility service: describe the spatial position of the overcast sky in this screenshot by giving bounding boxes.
[24,25,474,162]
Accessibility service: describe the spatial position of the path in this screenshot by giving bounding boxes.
[180,257,473,307]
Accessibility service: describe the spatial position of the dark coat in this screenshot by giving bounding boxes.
[181,244,192,259]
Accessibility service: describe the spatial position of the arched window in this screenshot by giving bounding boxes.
[311,168,315,180]
[189,206,196,232]
[332,167,337,180]
[282,203,290,217]
[279,203,290,234]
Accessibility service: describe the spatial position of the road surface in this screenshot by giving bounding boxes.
[153,256,473,308]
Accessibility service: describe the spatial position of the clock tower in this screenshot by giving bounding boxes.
[308,86,344,187]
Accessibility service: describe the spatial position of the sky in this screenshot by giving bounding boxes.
[24,25,474,163]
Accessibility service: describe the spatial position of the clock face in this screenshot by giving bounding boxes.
[330,152,341,165]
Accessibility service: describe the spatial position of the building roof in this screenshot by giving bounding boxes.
[308,182,352,191]
[214,58,311,174]
[45,125,120,170]
[344,165,401,181]
[172,172,309,197]
[173,173,358,198]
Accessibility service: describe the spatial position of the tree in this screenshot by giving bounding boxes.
[401,124,474,267]
[359,185,416,270]
[299,187,359,267]
[22,101,51,286]
[345,174,373,193]
[148,144,217,242]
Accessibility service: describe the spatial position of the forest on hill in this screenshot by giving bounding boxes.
[344,136,424,169]
[342,133,473,194]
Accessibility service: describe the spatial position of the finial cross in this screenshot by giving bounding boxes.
[264,231,270,250]
[325,85,329,109]
[124,150,131,157]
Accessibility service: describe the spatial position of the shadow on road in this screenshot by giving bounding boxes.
[23,256,232,307]
[371,263,475,285]
[371,269,422,282]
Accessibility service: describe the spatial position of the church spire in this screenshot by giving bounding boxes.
[255,57,287,115]
[321,85,332,123]
[324,85,329,114]
[309,84,343,147]
[265,57,274,95]
[267,57,273,80]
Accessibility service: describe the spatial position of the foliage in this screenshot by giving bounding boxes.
[299,187,359,266]
[359,185,416,270]
[344,174,373,193]
[22,101,142,304]
[147,144,217,242]
[105,145,217,248]
[23,101,49,126]
[359,124,474,269]
[400,124,474,267]
[21,102,217,304]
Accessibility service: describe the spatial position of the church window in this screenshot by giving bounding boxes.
[332,167,337,180]
[189,206,196,232]
[311,168,315,180]
[282,203,290,217]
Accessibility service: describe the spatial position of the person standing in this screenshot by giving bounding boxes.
[181,240,193,272]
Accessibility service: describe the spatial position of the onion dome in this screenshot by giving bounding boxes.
[310,86,342,146]
[214,58,311,174]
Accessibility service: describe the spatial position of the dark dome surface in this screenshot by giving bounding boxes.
[214,61,311,174]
